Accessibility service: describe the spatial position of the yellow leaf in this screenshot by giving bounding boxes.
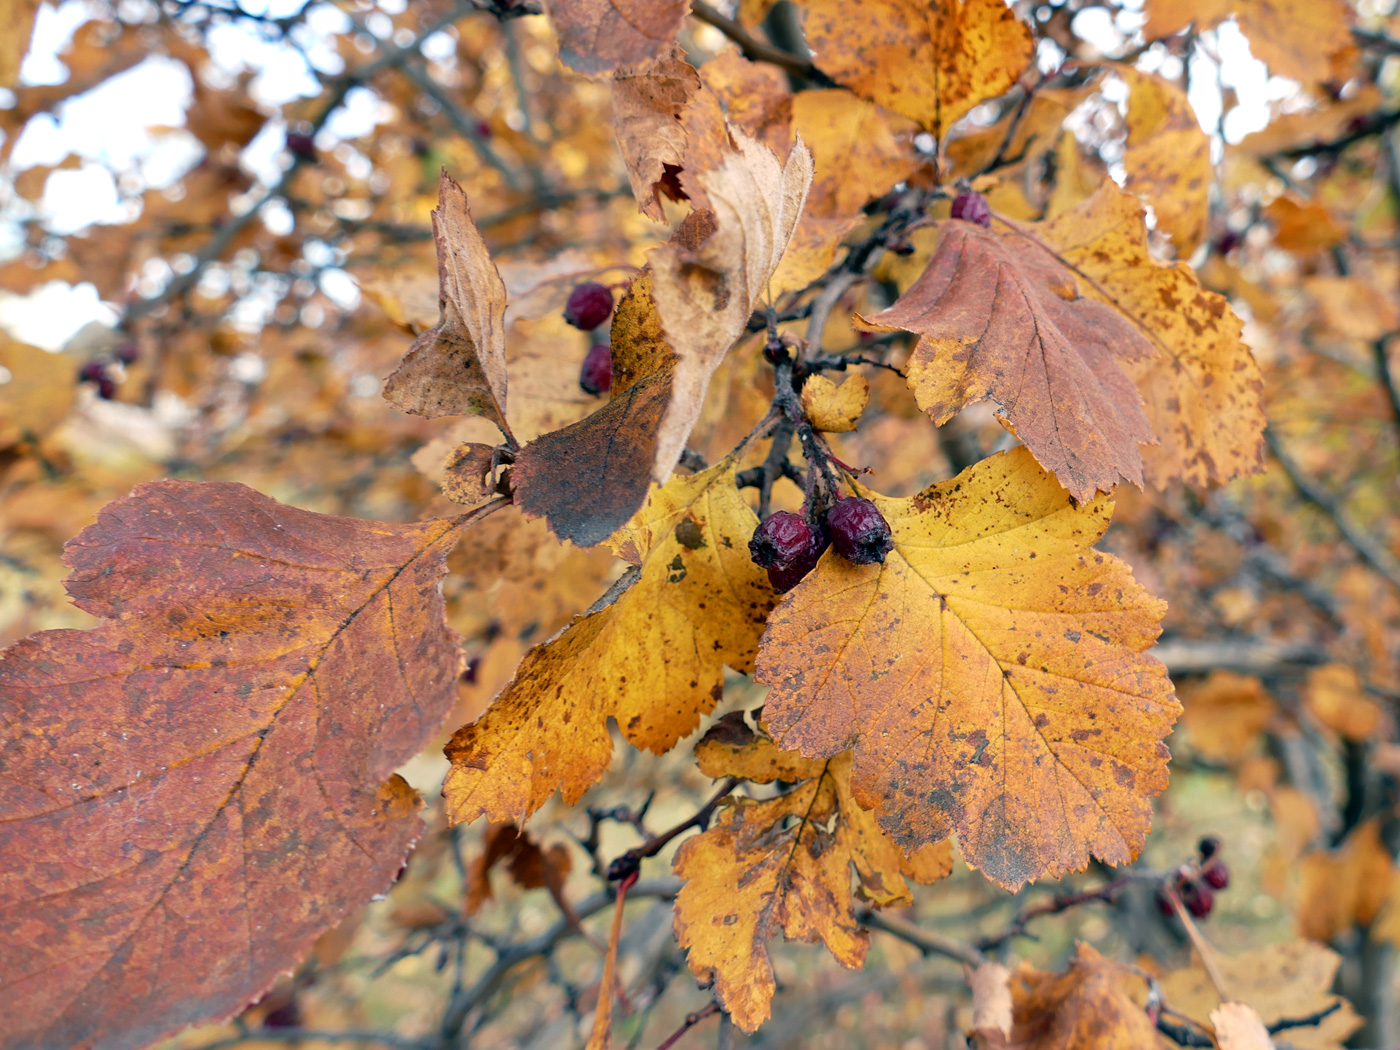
[0,0,39,88]
[1266,195,1347,253]
[1179,670,1277,763]
[1117,66,1210,256]
[1297,820,1394,943]
[801,374,870,432]
[791,89,916,218]
[673,719,950,1032]
[1041,180,1265,489]
[756,447,1179,890]
[443,460,775,826]
[800,0,1034,138]
[1144,0,1353,84]
[1159,940,1362,1050]
[0,338,76,447]
[1304,664,1382,741]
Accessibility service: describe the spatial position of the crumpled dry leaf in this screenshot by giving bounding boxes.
[756,447,1179,890]
[443,460,774,827]
[0,481,474,1050]
[545,0,689,76]
[801,0,1034,138]
[382,170,511,440]
[673,716,950,1032]
[1004,943,1167,1049]
[861,213,1157,501]
[440,442,503,508]
[1116,66,1210,256]
[465,823,572,915]
[968,961,1014,1043]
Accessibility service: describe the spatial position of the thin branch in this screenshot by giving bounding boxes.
[654,1002,720,1050]
[193,1029,433,1050]
[606,778,739,882]
[398,60,525,190]
[688,2,834,85]
[856,909,986,968]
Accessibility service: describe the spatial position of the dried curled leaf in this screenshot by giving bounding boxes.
[382,170,511,439]
[0,481,472,1050]
[756,448,1179,890]
[673,718,951,1032]
[443,461,774,827]
[1004,943,1168,1049]
[862,215,1157,501]
[545,0,689,76]
[802,0,1034,138]
[1041,181,1265,489]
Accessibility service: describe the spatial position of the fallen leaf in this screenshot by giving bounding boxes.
[545,0,689,76]
[1117,66,1210,256]
[382,170,512,441]
[1006,943,1166,1049]
[444,460,775,827]
[1040,180,1265,489]
[756,447,1179,890]
[0,481,476,1050]
[801,373,869,432]
[801,0,1034,139]
[861,213,1158,501]
[673,719,950,1032]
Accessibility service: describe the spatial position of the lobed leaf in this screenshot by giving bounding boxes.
[755,448,1180,890]
[545,0,689,77]
[0,481,474,1050]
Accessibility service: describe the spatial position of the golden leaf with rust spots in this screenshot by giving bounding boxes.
[443,460,775,827]
[674,719,950,1032]
[756,448,1179,890]
[792,89,916,219]
[1117,66,1210,256]
[800,0,1034,139]
[1041,181,1265,489]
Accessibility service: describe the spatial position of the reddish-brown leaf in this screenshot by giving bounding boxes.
[545,0,689,76]
[0,482,477,1050]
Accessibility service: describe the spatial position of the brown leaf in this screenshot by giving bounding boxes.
[612,44,733,220]
[801,0,1034,138]
[440,442,504,508]
[0,481,475,1050]
[1296,820,1394,943]
[1117,66,1210,256]
[465,823,572,915]
[1178,671,1277,764]
[546,0,689,76]
[1303,664,1382,742]
[1039,181,1265,489]
[382,170,511,440]
[755,448,1178,889]
[862,216,1157,501]
[673,723,950,1032]
[1,0,39,88]
[1006,943,1168,1049]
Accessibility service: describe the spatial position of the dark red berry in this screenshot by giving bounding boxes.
[750,511,813,569]
[1179,879,1214,919]
[1198,835,1220,859]
[96,375,118,400]
[1202,860,1229,890]
[767,525,830,593]
[763,337,789,365]
[827,497,893,565]
[564,282,614,330]
[579,342,613,395]
[474,120,492,139]
[115,343,139,365]
[950,191,992,227]
[78,360,107,383]
[285,132,317,161]
[262,999,301,1029]
[1154,888,1175,919]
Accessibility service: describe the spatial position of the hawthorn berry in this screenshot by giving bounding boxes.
[1179,878,1214,919]
[749,511,812,569]
[827,496,893,565]
[1154,888,1175,919]
[96,375,118,400]
[1202,861,1229,890]
[763,336,789,365]
[767,523,830,593]
[950,191,992,228]
[115,342,140,365]
[1197,835,1220,860]
[78,360,107,384]
[564,282,614,330]
[579,342,613,395]
[285,132,317,161]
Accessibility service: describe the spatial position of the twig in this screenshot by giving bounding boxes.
[976,876,1138,951]
[1151,636,1327,675]
[398,60,525,190]
[654,1002,720,1050]
[606,779,739,883]
[688,2,834,85]
[1163,886,1229,1000]
[1265,428,1400,591]
[193,1030,432,1050]
[856,909,986,968]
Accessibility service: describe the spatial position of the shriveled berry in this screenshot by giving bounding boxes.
[285,132,317,161]
[763,337,788,365]
[579,342,612,395]
[96,375,118,400]
[1179,879,1214,919]
[78,360,107,384]
[827,496,893,565]
[564,282,614,330]
[767,525,830,593]
[1202,861,1229,890]
[950,191,992,227]
[115,343,140,365]
[750,511,812,569]
[1198,835,1220,859]
[1154,888,1175,919]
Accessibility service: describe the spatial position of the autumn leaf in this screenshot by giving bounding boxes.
[1178,671,1277,764]
[701,47,794,159]
[443,460,775,827]
[755,448,1179,890]
[1,0,38,88]
[801,373,870,432]
[801,0,1034,139]
[1000,943,1168,1049]
[1039,181,1265,489]
[0,481,477,1050]
[465,823,572,915]
[545,0,689,76]
[1116,66,1210,256]
[1296,820,1394,943]
[792,89,916,219]
[382,170,512,443]
[673,717,951,1032]
[0,336,75,447]
[861,212,1158,501]
[1303,663,1382,741]
[1143,0,1354,83]
[1159,940,1362,1050]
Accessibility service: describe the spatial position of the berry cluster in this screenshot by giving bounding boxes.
[749,496,892,593]
[77,343,138,401]
[565,282,616,396]
[1156,836,1230,920]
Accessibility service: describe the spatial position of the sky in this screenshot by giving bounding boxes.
[0,0,1300,352]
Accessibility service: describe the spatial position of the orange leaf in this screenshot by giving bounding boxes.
[546,0,689,76]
